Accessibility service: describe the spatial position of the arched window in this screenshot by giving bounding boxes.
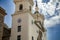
[19,4,23,10]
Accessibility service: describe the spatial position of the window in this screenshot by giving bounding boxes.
[19,4,23,10]
[17,35,21,40]
[29,6,31,11]
[18,26,21,32]
[32,20,33,24]
[32,36,34,40]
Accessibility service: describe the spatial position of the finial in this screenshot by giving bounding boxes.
[34,0,39,20]
[35,0,38,7]
[34,0,39,13]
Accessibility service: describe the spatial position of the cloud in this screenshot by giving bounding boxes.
[35,0,56,17]
[44,15,60,28]
[33,0,60,28]
[39,3,55,16]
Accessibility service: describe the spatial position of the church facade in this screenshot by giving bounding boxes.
[10,0,46,40]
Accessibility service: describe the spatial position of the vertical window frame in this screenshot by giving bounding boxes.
[17,35,21,40]
[32,36,34,40]
[19,4,23,10]
[18,26,21,32]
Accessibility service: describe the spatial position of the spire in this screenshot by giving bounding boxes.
[36,0,38,7]
[34,0,39,14]
[34,0,39,20]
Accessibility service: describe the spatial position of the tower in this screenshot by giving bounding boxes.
[10,0,46,40]
[33,0,46,40]
[14,0,34,12]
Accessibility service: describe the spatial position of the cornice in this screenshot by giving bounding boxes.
[0,7,7,16]
[12,9,31,16]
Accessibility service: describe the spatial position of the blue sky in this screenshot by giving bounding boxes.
[0,0,60,40]
[0,0,15,27]
[47,24,60,40]
[42,0,50,3]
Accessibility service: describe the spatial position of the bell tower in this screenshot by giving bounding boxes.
[10,0,34,40]
[14,0,34,12]
[10,0,46,40]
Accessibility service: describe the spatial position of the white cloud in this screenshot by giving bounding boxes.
[46,4,55,16]
[42,3,55,16]
[33,0,60,28]
[34,0,58,15]
[36,0,56,16]
[44,15,60,28]
[37,0,42,3]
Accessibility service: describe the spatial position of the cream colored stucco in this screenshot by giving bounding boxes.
[10,0,46,40]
